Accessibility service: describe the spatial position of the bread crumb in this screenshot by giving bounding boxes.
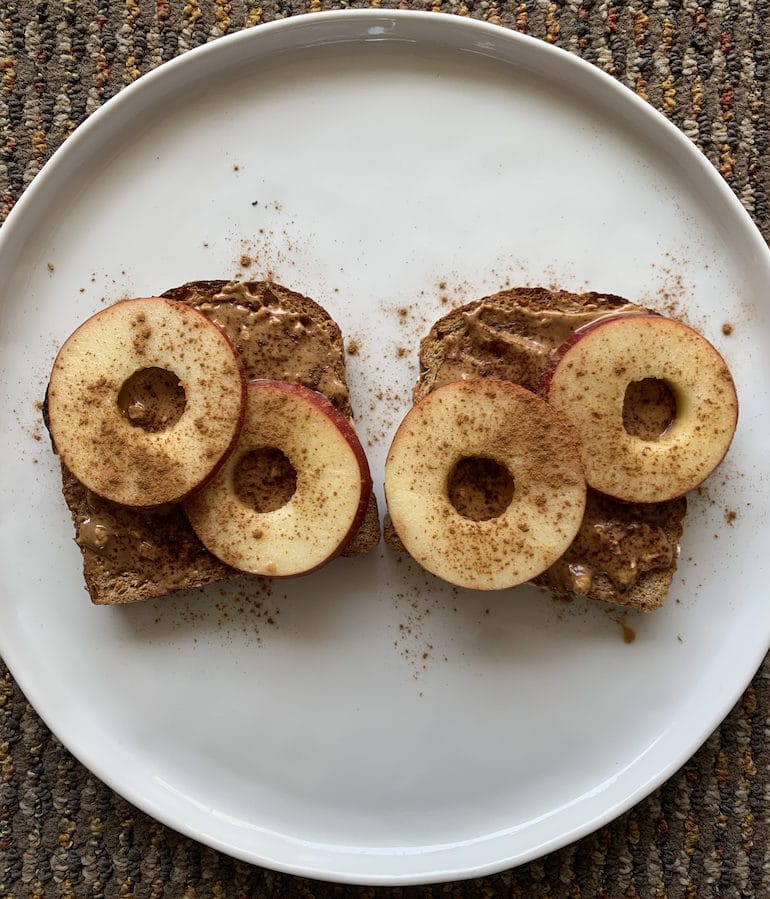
[722,322,734,335]
[240,254,252,268]
[47,261,54,271]
[347,339,359,356]
[725,508,737,525]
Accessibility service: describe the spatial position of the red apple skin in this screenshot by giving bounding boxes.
[185,379,373,577]
[47,297,247,507]
[540,314,739,502]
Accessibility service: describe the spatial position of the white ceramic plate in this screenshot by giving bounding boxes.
[1,10,769,885]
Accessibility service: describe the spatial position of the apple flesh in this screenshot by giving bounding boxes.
[384,378,586,590]
[184,380,373,577]
[47,297,246,507]
[542,314,738,503]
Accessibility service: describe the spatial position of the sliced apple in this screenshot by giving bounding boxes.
[384,379,586,590]
[47,297,246,507]
[184,380,372,576]
[543,314,738,502]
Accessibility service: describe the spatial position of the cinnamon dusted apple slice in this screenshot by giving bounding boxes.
[384,379,586,590]
[543,314,738,503]
[47,297,246,507]
[184,380,372,576]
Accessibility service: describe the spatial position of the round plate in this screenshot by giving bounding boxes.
[1,10,768,886]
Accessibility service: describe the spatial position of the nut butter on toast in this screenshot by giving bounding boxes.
[50,280,381,605]
[385,287,687,611]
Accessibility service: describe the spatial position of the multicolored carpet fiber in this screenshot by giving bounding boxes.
[2,2,769,896]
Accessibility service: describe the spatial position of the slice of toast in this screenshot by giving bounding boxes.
[50,280,380,605]
[385,286,687,611]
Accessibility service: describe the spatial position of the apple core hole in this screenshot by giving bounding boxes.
[233,448,297,513]
[622,378,677,439]
[117,367,186,432]
[447,456,515,521]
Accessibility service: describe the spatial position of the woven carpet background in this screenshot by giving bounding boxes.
[1,1,769,896]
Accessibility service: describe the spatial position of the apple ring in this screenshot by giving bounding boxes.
[543,314,739,503]
[184,380,372,577]
[384,379,587,590]
[47,297,246,507]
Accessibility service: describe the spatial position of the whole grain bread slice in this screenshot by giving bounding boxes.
[50,280,380,605]
[385,286,687,612]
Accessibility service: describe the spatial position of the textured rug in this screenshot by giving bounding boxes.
[2,1,769,896]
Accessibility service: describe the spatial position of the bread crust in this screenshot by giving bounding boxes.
[51,280,380,604]
[387,286,687,611]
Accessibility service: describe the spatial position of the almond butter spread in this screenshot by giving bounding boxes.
[428,301,642,393]
[540,491,682,595]
[196,281,348,409]
[421,293,685,599]
[117,366,187,432]
[77,503,162,569]
[70,481,225,589]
